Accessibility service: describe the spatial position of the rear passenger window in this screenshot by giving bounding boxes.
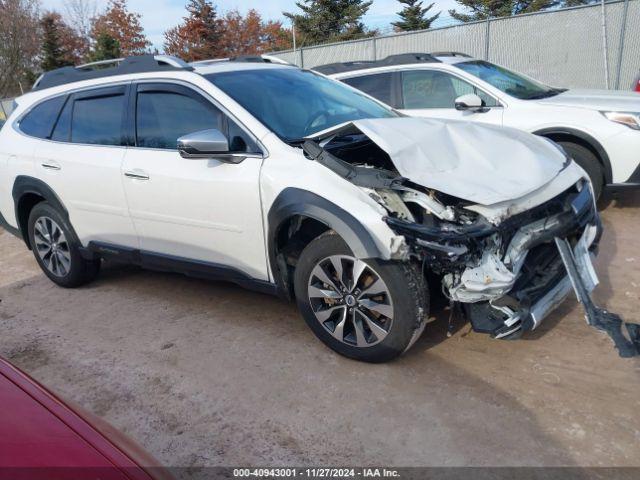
[343,73,394,107]
[19,96,66,139]
[72,93,125,146]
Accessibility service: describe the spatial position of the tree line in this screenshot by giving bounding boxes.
[1,0,597,97]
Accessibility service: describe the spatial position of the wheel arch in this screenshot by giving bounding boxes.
[267,188,385,300]
[533,127,612,184]
[12,176,72,250]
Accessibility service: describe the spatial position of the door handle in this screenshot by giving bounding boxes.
[124,170,150,181]
[41,161,61,171]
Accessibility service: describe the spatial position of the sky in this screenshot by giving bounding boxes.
[40,0,461,50]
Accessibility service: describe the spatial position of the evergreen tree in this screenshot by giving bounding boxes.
[164,0,224,61]
[40,12,85,71]
[449,0,561,22]
[88,32,121,62]
[284,0,374,46]
[41,14,69,71]
[393,0,440,31]
[90,0,150,56]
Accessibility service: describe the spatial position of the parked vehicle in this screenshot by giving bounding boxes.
[0,356,171,479]
[634,72,640,92]
[0,55,601,362]
[318,52,640,199]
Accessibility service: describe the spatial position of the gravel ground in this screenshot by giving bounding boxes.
[1,192,639,472]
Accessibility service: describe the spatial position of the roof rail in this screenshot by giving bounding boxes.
[77,58,125,70]
[431,52,472,58]
[190,54,295,67]
[313,52,440,75]
[32,55,193,91]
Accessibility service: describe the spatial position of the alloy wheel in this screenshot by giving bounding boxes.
[33,216,71,278]
[307,255,394,347]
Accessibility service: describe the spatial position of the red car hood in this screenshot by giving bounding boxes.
[0,357,171,480]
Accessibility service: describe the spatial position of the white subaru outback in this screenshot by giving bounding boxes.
[0,55,603,362]
[319,53,640,199]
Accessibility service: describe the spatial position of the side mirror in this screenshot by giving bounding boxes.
[178,129,249,163]
[454,93,485,112]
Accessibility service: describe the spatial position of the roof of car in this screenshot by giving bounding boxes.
[314,52,475,76]
[33,54,194,91]
[31,54,296,93]
[192,61,295,75]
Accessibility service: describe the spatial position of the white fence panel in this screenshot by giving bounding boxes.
[272,1,640,90]
[375,22,487,61]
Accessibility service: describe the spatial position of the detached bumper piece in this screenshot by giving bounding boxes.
[556,238,640,358]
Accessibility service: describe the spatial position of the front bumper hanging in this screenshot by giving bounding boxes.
[555,237,640,358]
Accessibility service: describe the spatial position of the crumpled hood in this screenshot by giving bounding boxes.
[537,89,640,111]
[310,117,567,205]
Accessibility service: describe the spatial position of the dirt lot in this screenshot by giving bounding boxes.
[1,192,639,471]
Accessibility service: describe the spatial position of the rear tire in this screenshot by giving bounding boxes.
[558,141,604,200]
[294,233,429,363]
[27,202,100,288]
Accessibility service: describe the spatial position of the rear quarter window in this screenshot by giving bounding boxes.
[19,96,67,139]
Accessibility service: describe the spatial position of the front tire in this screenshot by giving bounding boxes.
[28,202,100,288]
[558,142,604,200]
[294,233,429,363]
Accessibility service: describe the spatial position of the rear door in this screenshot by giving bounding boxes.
[120,82,268,280]
[33,85,138,247]
[342,72,401,108]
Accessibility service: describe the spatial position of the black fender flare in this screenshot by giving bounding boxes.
[533,127,612,184]
[12,176,75,249]
[267,188,385,296]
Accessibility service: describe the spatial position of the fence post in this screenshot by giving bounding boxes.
[484,17,491,61]
[300,48,305,69]
[600,0,610,89]
[615,0,630,89]
[372,37,377,61]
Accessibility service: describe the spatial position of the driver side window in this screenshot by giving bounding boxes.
[401,70,498,109]
[135,85,259,152]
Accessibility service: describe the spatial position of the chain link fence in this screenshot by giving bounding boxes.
[272,0,640,90]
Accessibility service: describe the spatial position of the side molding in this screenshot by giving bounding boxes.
[88,241,278,296]
[533,127,613,184]
[0,211,21,239]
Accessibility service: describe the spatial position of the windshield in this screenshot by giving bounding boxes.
[456,60,565,100]
[206,68,396,142]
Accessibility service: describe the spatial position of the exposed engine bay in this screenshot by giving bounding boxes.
[299,119,638,354]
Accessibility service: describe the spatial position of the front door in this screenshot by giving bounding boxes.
[121,82,268,280]
[398,69,504,126]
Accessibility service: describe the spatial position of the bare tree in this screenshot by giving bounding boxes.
[0,0,41,97]
[64,0,97,41]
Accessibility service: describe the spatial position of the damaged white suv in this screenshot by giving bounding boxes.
[0,56,602,362]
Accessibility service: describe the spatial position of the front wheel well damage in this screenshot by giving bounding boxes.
[267,188,388,301]
[273,215,332,300]
[16,192,45,249]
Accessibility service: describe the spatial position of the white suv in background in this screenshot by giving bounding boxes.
[0,55,605,362]
[319,53,640,199]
